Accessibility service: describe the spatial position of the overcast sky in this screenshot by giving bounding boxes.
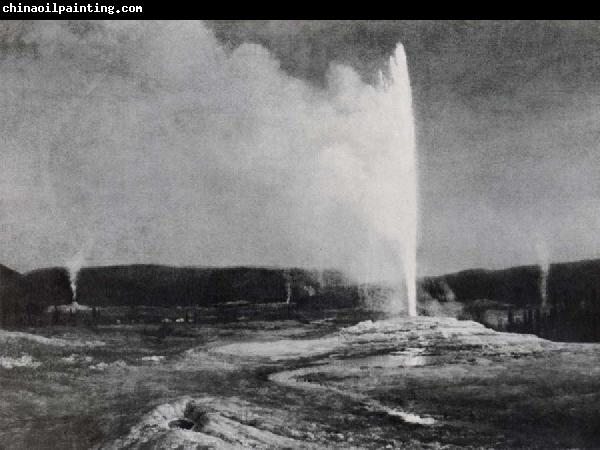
[210,20,600,275]
[2,21,600,276]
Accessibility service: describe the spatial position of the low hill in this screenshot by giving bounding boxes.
[3,264,355,310]
[77,265,285,307]
[423,258,600,314]
[22,267,72,307]
[4,257,600,320]
[423,265,541,307]
[0,264,25,325]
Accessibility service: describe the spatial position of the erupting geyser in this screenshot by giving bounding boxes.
[372,44,418,316]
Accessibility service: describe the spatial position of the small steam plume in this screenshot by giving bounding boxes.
[539,261,550,309]
[534,237,550,309]
[65,240,94,302]
[283,269,292,304]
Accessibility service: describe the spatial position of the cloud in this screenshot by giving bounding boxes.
[0,21,417,286]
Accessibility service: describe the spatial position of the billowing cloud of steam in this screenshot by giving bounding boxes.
[0,21,414,284]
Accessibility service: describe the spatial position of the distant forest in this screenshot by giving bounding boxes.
[0,264,358,326]
[3,259,600,342]
[422,259,600,342]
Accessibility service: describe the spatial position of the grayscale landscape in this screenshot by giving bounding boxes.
[2,20,600,449]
